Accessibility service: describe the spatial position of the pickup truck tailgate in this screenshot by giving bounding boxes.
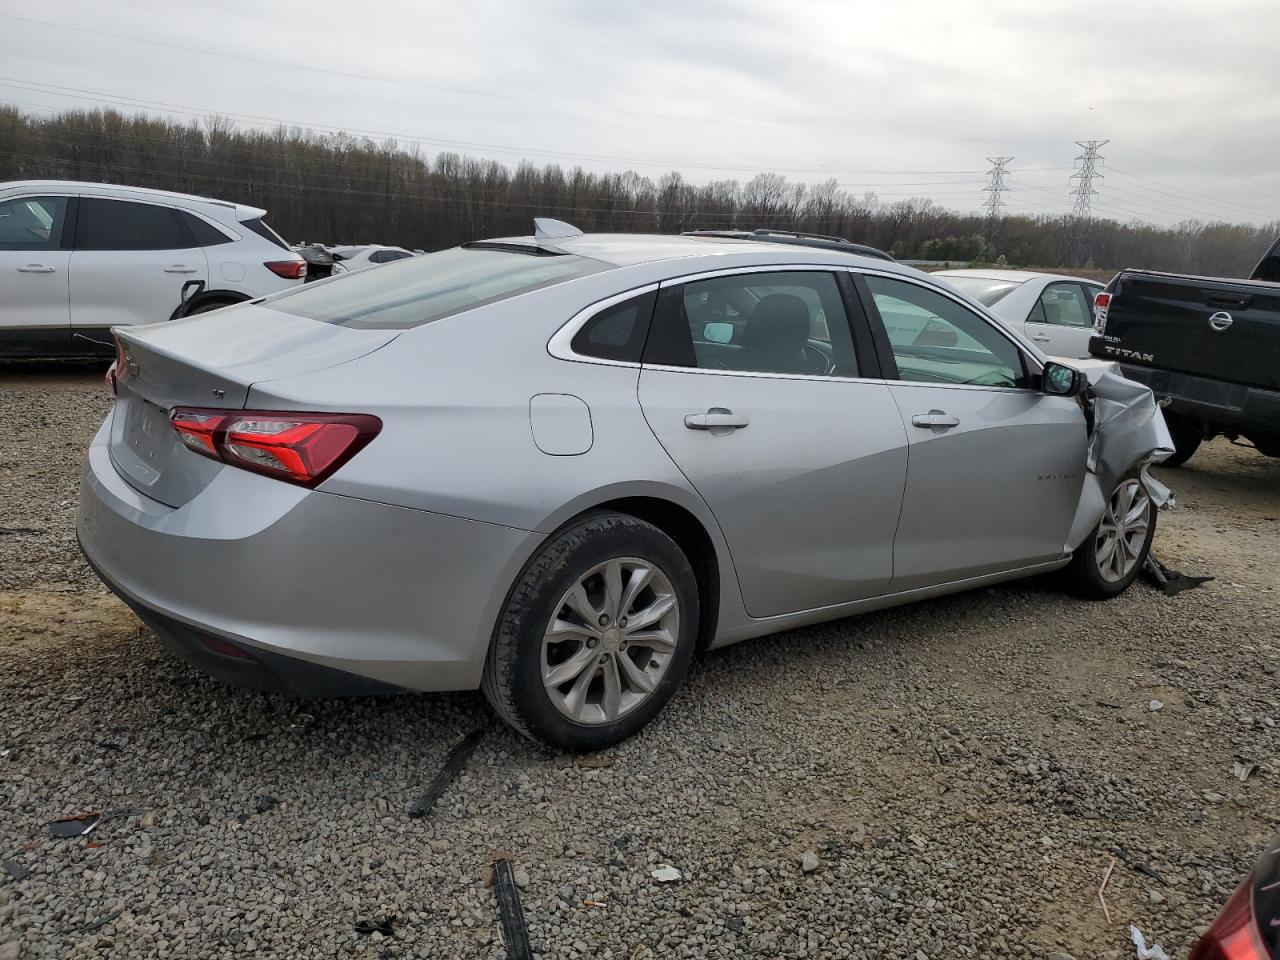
[1094,271,1280,390]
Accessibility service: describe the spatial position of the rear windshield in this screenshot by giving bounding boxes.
[268,247,609,329]
[939,275,1025,306]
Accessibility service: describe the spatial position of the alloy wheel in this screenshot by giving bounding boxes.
[1094,479,1151,583]
[541,557,681,725]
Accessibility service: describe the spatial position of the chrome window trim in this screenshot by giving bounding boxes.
[547,282,660,368]
[547,263,1048,395]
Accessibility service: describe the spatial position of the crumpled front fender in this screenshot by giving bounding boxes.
[1065,370,1176,552]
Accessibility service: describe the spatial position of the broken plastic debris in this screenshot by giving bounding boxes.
[353,916,395,936]
[651,864,682,882]
[407,728,485,819]
[1143,555,1213,595]
[1232,759,1257,782]
[1129,924,1170,960]
[48,807,144,839]
[492,858,533,960]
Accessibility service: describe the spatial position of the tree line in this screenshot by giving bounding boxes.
[1,106,1274,276]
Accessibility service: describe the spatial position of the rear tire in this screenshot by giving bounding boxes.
[1158,413,1202,468]
[1061,475,1157,600]
[482,512,699,752]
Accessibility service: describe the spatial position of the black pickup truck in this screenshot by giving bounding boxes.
[1089,237,1280,466]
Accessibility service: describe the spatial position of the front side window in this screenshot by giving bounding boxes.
[269,246,609,329]
[75,198,187,251]
[1032,282,1093,328]
[0,196,67,251]
[865,275,1027,389]
[645,271,856,377]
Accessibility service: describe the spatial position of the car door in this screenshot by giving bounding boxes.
[1024,280,1098,358]
[859,273,1087,591]
[0,195,73,349]
[69,197,210,335]
[637,268,908,618]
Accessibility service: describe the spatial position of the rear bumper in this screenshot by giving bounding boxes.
[77,416,537,694]
[1111,361,1280,434]
[86,547,400,696]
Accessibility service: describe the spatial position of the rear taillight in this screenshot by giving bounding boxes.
[169,408,380,487]
[106,336,127,395]
[1189,876,1268,960]
[265,260,307,280]
[1093,291,1111,332]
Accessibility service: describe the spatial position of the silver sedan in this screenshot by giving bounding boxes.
[934,268,1106,359]
[78,225,1170,750]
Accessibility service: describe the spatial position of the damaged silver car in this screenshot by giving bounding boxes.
[77,223,1173,751]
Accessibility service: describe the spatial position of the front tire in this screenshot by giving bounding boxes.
[1061,476,1157,599]
[482,512,699,752]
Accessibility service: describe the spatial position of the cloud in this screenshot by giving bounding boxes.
[2,0,1277,225]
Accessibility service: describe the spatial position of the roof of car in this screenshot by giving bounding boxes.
[473,232,897,269]
[936,268,1100,285]
[0,180,267,220]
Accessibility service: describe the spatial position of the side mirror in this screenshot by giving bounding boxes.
[703,321,734,344]
[1042,361,1086,397]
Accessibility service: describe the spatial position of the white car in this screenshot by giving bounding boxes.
[934,269,1105,359]
[0,181,306,358]
[330,245,417,274]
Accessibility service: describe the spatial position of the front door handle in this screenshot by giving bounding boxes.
[17,264,55,273]
[911,412,960,429]
[1031,334,1050,343]
[684,408,749,431]
[164,265,198,274]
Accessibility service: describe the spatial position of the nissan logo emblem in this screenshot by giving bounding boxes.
[1208,311,1233,332]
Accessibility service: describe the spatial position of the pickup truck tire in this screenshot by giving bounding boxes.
[1062,475,1157,600]
[1158,413,1202,468]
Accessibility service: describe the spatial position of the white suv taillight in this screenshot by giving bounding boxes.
[170,408,381,487]
[1093,291,1111,332]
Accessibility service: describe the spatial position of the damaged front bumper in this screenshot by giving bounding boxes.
[1065,369,1176,552]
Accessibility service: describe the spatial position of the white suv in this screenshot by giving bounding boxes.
[0,181,306,358]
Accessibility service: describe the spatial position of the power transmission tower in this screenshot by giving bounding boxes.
[1066,139,1108,265]
[982,156,1014,225]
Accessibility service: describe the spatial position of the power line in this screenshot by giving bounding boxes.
[0,77,994,179]
[0,13,1073,145]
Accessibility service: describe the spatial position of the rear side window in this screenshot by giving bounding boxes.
[1253,240,1280,282]
[0,196,68,250]
[571,291,657,362]
[370,249,413,264]
[179,212,232,247]
[645,271,856,377]
[1033,282,1093,328]
[76,198,186,251]
[241,217,291,250]
[269,247,609,329]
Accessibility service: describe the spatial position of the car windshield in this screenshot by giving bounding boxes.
[939,275,1025,306]
[268,246,609,329]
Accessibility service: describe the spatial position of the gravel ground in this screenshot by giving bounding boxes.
[1,369,1278,960]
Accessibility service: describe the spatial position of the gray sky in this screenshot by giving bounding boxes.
[3,0,1278,226]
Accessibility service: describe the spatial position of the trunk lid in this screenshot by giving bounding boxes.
[1097,271,1280,389]
[109,303,399,507]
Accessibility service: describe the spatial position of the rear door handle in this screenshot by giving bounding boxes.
[1031,334,1051,342]
[17,264,55,273]
[911,412,960,428]
[164,265,198,273]
[685,409,749,431]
